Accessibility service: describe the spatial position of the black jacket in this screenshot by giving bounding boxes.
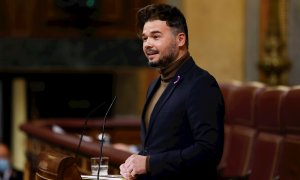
[138,58,224,180]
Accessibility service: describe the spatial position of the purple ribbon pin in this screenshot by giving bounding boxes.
[174,75,181,84]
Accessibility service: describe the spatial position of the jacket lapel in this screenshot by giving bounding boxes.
[141,78,161,133]
[142,57,194,143]
[145,75,183,139]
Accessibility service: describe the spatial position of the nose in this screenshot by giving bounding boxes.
[143,39,152,49]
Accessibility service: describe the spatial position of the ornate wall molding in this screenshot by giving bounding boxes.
[258,0,291,85]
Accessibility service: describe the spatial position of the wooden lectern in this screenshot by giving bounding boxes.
[35,150,82,180]
[20,118,139,179]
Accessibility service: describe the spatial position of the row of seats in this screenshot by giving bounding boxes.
[218,81,300,180]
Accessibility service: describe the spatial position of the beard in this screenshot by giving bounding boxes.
[147,43,178,69]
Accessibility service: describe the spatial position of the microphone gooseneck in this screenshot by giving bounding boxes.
[97,96,117,180]
[75,102,106,160]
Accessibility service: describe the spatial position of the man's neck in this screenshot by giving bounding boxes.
[159,51,190,82]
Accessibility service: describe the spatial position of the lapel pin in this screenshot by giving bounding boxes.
[174,75,181,84]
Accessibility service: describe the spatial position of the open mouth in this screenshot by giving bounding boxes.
[146,49,159,56]
[145,50,159,59]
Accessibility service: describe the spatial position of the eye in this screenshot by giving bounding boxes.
[153,35,160,40]
[142,36,148,42]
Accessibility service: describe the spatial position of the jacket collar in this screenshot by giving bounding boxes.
[142,57,196,136]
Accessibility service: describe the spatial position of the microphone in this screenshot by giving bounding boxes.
[97,96,117,180]
[75,101,106,160]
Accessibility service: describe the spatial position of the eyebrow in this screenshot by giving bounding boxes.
[150,30,161,34]
[142,30,162,37]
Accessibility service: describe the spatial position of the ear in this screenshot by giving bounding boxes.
[177,32,186,47]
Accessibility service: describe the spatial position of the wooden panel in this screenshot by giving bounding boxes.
[0,0,161,37]
[0,0,10,36]
[0,0,37,36]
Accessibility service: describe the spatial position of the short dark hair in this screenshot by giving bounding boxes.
[136,3,189,48]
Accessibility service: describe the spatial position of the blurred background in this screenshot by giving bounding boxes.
[0,0,299,174]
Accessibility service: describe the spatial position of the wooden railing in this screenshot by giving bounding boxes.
[20,118,140,180]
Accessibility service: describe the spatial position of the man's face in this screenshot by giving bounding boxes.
[0,145,9,159]
[142,20,179,68]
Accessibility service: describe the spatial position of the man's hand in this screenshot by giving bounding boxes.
[120,154,147,179]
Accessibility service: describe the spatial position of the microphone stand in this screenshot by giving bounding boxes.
[97,96,117,180]
[75,102,105,161]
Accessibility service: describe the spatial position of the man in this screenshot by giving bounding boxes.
[120,3,224,180]
[0,143,23,180]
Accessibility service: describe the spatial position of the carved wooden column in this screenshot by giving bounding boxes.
[258,0,291,85]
